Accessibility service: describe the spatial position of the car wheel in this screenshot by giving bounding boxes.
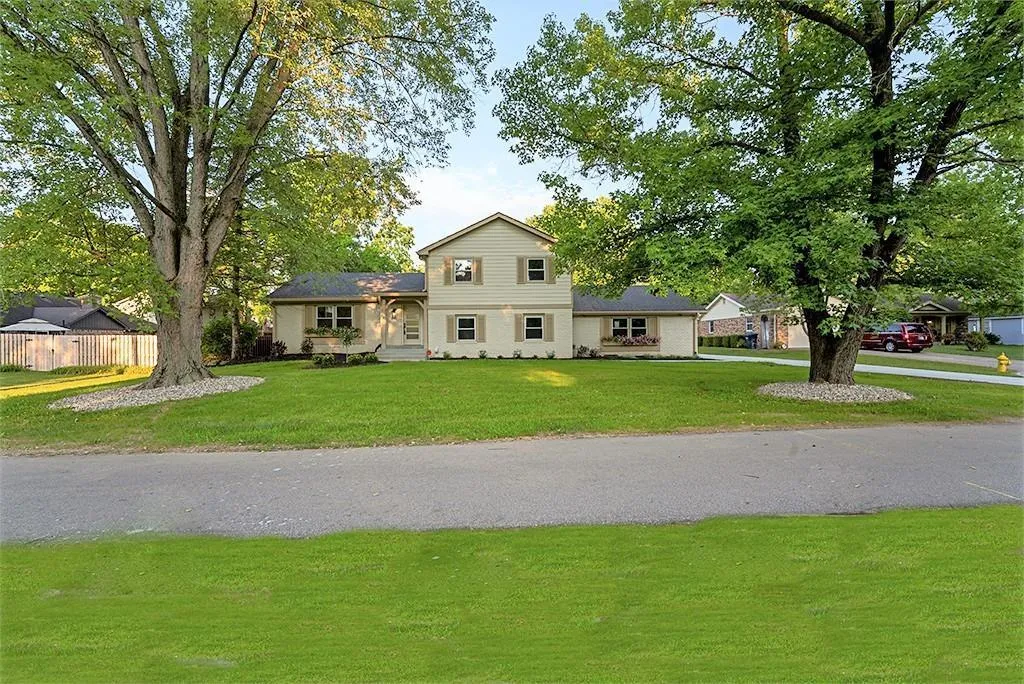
[884,340,896,353]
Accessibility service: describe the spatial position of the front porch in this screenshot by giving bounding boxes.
[377,296,427,360]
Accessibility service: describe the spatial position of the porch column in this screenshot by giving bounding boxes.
[940,315,947,335]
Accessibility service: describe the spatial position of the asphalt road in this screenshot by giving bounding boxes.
[2,423,1021,541]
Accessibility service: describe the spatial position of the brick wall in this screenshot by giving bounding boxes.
[702,314,788,348]
[700,316,749,336]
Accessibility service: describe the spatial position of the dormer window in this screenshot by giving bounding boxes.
[527,258,546,281]
[454,259,474,283]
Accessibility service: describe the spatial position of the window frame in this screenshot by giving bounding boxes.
[526,258,547,282]
[315,304,355,330]
[524,315,544,340]
[456,316,476,341]
[612,317,629,337]
[630,318,648,337]
[453,258,474,283]
[745,318,754,333]
[708,320,716,334]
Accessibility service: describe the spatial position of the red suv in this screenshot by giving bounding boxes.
[861,322,933,353]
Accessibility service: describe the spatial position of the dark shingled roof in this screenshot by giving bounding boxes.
[268,272,425,299]
[1,294,136,331]
[720,292,785,311]
[912,294,965,312]
[572,286,704,313]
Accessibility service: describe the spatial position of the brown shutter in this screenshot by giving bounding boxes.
[473,257,483,285]
[544,313,554,342]
[446,315,455,343]
[601,317,611,339]
[545,256,556,284]
[443,257,453,285]
[476,314,486,342]
[647,317,659,339]
[515,314,524,342]
[516,257,526,284]
[304,305,315,330]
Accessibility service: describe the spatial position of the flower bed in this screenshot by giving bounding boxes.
[601,335,661,346]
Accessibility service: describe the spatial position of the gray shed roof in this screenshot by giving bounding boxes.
[268,272,425,299]
[572,286,704,313]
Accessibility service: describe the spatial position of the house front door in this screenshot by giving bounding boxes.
[403,307,421,345]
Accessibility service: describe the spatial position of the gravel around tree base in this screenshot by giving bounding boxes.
[49,376,265,412]
[758,382,913,403]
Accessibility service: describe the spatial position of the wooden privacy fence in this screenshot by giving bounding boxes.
[1,333,157,371]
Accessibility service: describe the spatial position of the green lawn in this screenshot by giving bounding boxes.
[2,506,1020,681]
[928,343,1024,361]
[698,346,1012,375]
[1,360,1021,453]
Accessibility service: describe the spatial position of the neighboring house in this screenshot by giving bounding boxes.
[0,294,139,332]
[968,315,1024,345]
[268,213,703,359]
[700,292,810,349]
[908,295,969,337]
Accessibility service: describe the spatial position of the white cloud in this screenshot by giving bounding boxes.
[401,166,553,249]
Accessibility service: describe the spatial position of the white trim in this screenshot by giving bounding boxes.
[706,292,746,312]
[453,258,474,284]
[523,314,544,341]
[456,315,476,341]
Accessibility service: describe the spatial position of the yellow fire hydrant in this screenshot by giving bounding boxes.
[996,353,1011,373]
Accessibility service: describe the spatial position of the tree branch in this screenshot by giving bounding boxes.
[776,1,868,46]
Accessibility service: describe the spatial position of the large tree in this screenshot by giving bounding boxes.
[496,0,1022,384]
[1,0,492,386]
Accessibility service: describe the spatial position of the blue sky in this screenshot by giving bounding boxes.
[401,0,621,251]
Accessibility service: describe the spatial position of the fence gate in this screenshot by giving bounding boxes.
[0,333,158,371]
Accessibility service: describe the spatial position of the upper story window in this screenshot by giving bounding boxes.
[316,305,353,329]
[527,258,546,281]
[454,259,474,283]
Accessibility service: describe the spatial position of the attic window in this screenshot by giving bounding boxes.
[454,259,474,283]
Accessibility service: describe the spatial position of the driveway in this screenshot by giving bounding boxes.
[698,353,1024,385]
[2,423,1020,541]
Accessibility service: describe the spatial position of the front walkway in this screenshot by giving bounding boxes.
[2,423,1020,540]
[698,353,1024,386]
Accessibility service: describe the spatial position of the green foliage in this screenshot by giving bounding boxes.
[478,349,488,359]
[311,354,338,369]
[336,326,360,351]
[963,332,989,352]
[300,338,314,355]
[0,364,27,372]
[202,318,259,359]
[500,1,1022,348]
[304,327,361,338]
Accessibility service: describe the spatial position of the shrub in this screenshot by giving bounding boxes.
[478,349,488,358]
[963,332,988,351]
[300,338,314,354]
[576,345,590,358]
[202,317,259,358]
[546,349,556,359]
[311,353,337,368]
[442,350,452,360]
[983,332,1001,345]
[941,332,956,345]
[347,353,365,366]
[362,352,378,364]
[513,349,522,359]
[51,364,126,376]
[588,347,601,358]
[0,363,27,372]
[271,340,287,358]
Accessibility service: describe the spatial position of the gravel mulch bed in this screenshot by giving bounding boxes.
[49,376,265,412]
[758,381,913,403]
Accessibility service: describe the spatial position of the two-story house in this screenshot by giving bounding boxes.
[268,213,703,359]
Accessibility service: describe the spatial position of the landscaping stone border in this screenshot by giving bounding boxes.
[758,381,913,403]
[49,376,265,412]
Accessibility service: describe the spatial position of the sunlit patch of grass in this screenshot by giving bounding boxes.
[523,368,577,387]
[0,368,151,399]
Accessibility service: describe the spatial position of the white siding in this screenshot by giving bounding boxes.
[274,304,304,354]
[703,296,745,321]
[273,301,385,354]
[429,308,572,358]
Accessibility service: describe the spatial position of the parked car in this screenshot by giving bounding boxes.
[861,323,934,353]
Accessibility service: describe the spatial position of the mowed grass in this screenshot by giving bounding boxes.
[698,346,1012,375]
[928,343,1024,361]
[1,360,1021,453]
[2,507,1021,682]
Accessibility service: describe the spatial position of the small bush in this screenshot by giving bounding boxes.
[202,317,259,358]
[271,340,287,358]
[300,338,314,354]
[941,333,956,345]
[513,349,522,359]
[362,352,378,364]
[588,347,600,358]
[442,350,452,360]
[983,332,1001,345]
[546,350,556,359]
[51,364,126,376]
[0,363,27,372]
[963,331,988,352]
[576,345,590,358]
[478,349,488,358]
[311,353,337,368]
[347,353,365,366]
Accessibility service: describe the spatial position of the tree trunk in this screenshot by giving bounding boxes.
[141,273,213,389]
[804,308,862,385]
[230,308,241,361]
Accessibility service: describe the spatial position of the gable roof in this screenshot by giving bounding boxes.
[572,286,704,314]
[416,212,555,257]
[710,292,785,312]
[1,294,134,331]
[910,294,965,313]
[268,272,425,299]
